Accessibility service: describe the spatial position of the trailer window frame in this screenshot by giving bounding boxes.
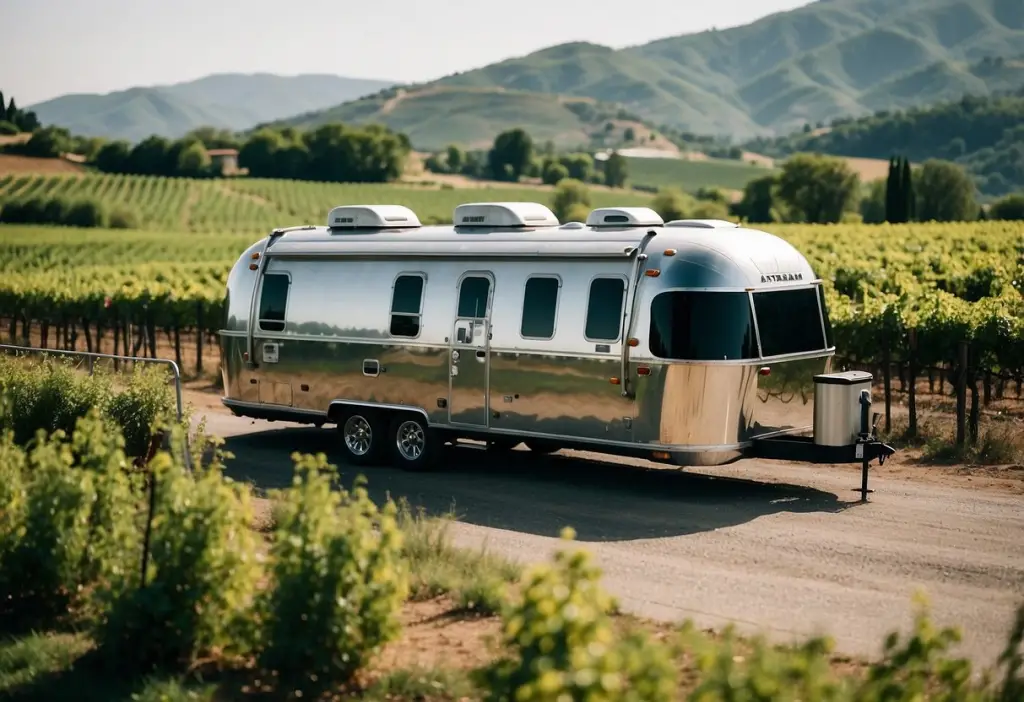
[749,283,832,359]
[256,271,291,333]
[519,274,562,341]
[388,271,427,339]
[584,274,628,343]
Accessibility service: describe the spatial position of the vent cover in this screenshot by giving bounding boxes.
[327,205,422,229]
[453,202,560,228]
[586,207,664,228]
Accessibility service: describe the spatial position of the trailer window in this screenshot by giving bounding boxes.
[520,276,559,340]
[390,274,424,338]
[585,277,625,341]
[457,276,491,318]
[818,285,834,348]
[648,291,757,360]
[752,286,828,357]
[257,273,289,332]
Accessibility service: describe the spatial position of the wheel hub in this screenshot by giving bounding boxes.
[396,420,425,461]
[343,415,373,456]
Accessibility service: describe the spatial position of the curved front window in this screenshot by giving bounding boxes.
[649,291,758,360]
[648,285,833,361]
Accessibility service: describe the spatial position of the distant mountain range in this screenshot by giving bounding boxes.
[27,0,1024,149]
[27,73,396,143]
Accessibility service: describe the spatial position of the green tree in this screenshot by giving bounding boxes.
[775,153,860,223]
[623,127,636,143]
[559,153,594,182]
[93,140,131,173]
[650,187,695,222]
[446,144,464,174]
[541,159,569,186]
[238,128,286,178]
[915,159,977,222]
[488,128,533,182]
[176,140,212,177]
[989,192,1024,221]
[901,155,915,221]
[733,173,781,223]
[550,178,591,222]
[21,126,72,158]
[604,151,628,188]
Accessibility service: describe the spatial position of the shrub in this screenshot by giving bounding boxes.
[478,527,677,702]
[550,178,591,222]
[0,120,18,135]
[0,410,140,629]
[0,356,181,457]
[989,193,1024,221]
[97,436,262,672]
[0,356,112,446]
[108,207,141,229]
[650,186,697,221]
[0,195,108,227]
[257,452,408,695]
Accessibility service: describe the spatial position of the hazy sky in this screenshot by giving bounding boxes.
[2,0,814,106]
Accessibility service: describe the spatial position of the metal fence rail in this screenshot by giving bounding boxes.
[0,343,192,470]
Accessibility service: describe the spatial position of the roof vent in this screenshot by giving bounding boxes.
[327,204,421,230]
[586,207,664,228]
[453,202,560,228]
[664,219,739,229]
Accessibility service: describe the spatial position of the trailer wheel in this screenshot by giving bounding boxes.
[524,439,560,455]
[338,410,386,466]
[389,414,437,471]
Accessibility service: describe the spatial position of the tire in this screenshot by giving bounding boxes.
[389,414,438,472]
[525,439,560,455]
[337,409,387,466]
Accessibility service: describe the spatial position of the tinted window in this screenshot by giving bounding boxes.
[390,274,424,337]
[458,276,491,318]
[258,273,289,332]
[649,291,758,360]
[585,277,625,341]
[520,277,559,339]
[752,287,828,357]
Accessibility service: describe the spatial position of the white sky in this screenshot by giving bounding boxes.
[1,0,814,105]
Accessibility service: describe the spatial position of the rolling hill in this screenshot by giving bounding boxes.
[28,73,396,143]
[270,85,670,151]
[278,0,1024,148]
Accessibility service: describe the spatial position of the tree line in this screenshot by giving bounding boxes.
[0,89,40,134]
[744,90,1024,197]
[2,121,412,184]
[423,127,629,188]
[732,152,1024,224]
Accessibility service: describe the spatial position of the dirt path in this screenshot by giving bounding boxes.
[187,401,1024,671]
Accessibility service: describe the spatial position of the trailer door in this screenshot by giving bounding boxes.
[448,272,493,427]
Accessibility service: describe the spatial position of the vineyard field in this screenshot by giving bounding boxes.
[1,220,1022,381]
[0,173,655,233]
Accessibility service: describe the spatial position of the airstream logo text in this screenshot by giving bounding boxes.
[760,273,804,283]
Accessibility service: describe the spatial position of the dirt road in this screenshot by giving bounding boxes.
[193,409,1024,671]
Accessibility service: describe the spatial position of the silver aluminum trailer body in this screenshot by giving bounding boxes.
[218,202,853,472]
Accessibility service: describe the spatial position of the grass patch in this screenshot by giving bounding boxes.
[395,499,520,615]
[880,414,1024,467]
[362,666,479,701]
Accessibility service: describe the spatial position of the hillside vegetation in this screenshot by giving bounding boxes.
[264,85,662,151]
[27,73,396,142]
[283,0,1024,144]
[746,88,1024,196]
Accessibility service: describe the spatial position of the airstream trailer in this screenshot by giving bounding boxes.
[219,201,894,494]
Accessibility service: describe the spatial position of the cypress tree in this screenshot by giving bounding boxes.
[901,156,914,222]
[0,91,5,121]
[885,156,897,223]
[6,97,16,124]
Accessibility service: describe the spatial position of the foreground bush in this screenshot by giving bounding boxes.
[257,452,408,695]
[479,527,678,702]
[97,431,262,672]
[0,356,182,456]
[0,409,141,629]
